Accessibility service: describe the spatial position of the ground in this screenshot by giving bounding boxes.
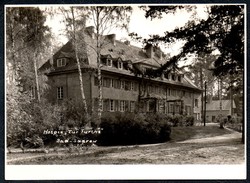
[7,123,245,165]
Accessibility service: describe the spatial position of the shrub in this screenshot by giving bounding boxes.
[97,112,171,146]
[185,116,195,126]
[168,115,194,127]
[24,135,44,148]
[171,115,184,127]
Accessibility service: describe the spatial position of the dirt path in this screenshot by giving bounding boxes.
[6,126,244,164]
[178,128,241,144]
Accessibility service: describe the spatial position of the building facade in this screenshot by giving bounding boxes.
[205,99,236,122]
[40,27,202,118]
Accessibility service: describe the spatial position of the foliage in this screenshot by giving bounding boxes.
[25,135,44,148]
[6,7,52,147]
[6,7,51,96]
[85,6,132,124]
[132,5,244,82]
[97,112,171,146]
[185,116,195,126]
[166,114,194,127]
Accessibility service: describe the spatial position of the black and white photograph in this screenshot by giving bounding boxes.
[5,4,246,180]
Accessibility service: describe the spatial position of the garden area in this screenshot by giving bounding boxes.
[7,111,244,165]
[7,123,244,165]
[7,104,196,149]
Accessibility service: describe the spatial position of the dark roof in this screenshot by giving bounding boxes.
[39,26,201,91]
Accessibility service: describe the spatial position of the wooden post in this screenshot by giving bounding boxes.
[204,81,207,126]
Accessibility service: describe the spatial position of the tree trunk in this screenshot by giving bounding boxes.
[33,51,41,102]
[200,67,203,125]
[97,55,102,126]
[96,10,102,126]
[71,7,89,123]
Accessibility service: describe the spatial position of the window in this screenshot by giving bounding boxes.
[178,75,182,82]
[118,61,123,69]
[158,100,165,113]
[167,88,170,96]
[182,90,186,97]
[164,72,169,79]
[57,87,63,100]
[107,59,112,67]
[94,77,101,86]
[121,80,125,89]
[148,85,154,93]
[176,90,180,97]
[103,99,109,111]
[110,79,114,88]
[169,104,174,113]
[175,105,180,114]
[134,82,138,91]
[110,100,114,112]
[57,58,66,67]
[115,100,119,111]
[103,78,111,88]
[172,74,176,81]
[172,89,176,96]
[114,79,121,89]
[149,100,156,112]
[125,81,131,90]
[125,101,129,111]
[130,101,135,112]
[131,82,134,91]
[120,100,125,112]
[185,106,191,115]
[194,99,199,107]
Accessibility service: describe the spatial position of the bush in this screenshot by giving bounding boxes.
[97,112,171,146]
[169,115,194,127]
[171,115,184,127]
[185,116,194,126]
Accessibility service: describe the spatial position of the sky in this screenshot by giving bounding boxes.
[45,5,209,58]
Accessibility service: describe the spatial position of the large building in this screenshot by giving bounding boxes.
[39,26,202,119]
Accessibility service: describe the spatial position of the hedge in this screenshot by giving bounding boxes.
[97,112,172,146]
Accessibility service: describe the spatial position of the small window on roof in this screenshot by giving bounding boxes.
[118,61,123,69]
[172,74,176,81]
[57,58,67,67]
[107,59,112,67]
[164,72,169,79]
[178,75,182,82]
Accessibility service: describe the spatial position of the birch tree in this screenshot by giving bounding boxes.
[59,7,89,123]
[6,7,51,146]
[59,6,132,126]
[86,6,132,125]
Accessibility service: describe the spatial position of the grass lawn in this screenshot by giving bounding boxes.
[7,125,244,165]
[170,125,233,142]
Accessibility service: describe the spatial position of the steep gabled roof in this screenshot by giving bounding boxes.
[39,26,201,91]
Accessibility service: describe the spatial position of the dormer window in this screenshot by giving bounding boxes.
[178,75,182,82]
[118,61,123,70]
[172,74,176,81]
[164,72,169,79]
[57,58,66,67]
[107,59,112,67]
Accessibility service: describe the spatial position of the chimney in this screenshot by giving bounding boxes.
[124,40,130,46]
[106,34,116,46]
[145,44,154,58]
[85,26,95,38]
[156,48,162,60]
